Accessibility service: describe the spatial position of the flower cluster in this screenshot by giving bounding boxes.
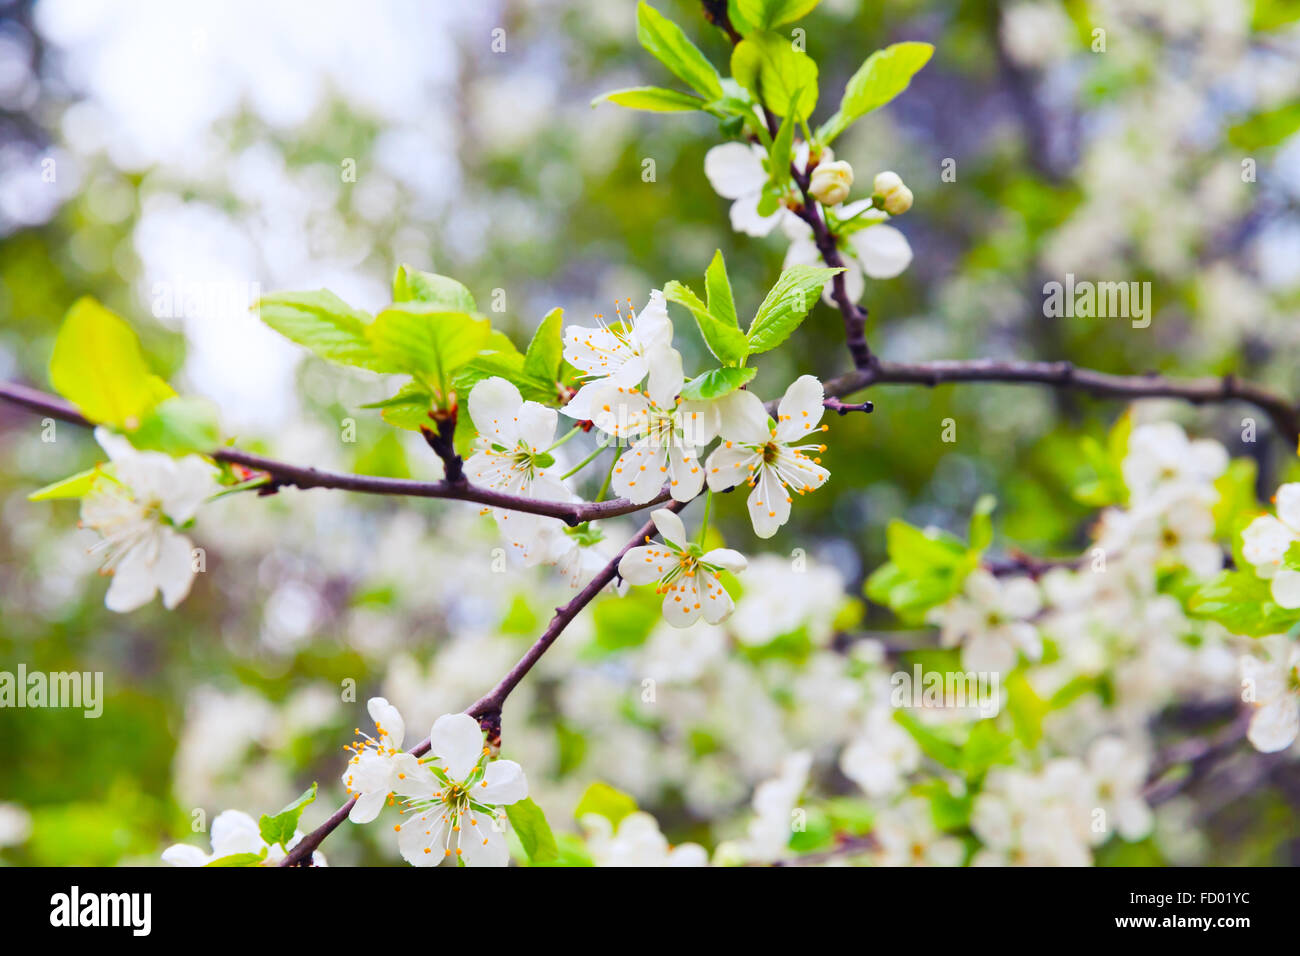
[341,699,529,867]
[457,289,838,626]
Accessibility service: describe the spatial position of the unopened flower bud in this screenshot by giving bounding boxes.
[872,170,913,215]
[809,160,854,206]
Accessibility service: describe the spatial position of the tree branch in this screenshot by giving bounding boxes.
[281,502,685,865]
[789,166,875,371]
[0,380,672,525]
[823,359,1300,444]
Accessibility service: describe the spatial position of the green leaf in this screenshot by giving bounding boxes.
[258,782,317,850]
[1227,100,1300,150]
[366,306,493,405]
[736,0,821,29]
[913,779,972,831]
[453,351,560,406]
[960,721,1014,779]
[866,519,978,621]
[1005,673,1047,747]
[129,396,221,456]
[768,102,797,188]
[968,494,996,555]
[663,280,750,366]
[573,782,638,827]
[745,265,841,354]
[888,520,968,577]
[817,41,933,144]
[361,382,436,432]
[636,2,724,100]
[49,297,175,429]
[506,797,560,864]
[731,32,818,119]
[258,290,392,373]
[28,468,101,502]
[1212,458,1257,538]
[594,86,708,111]
[205,850,267,867]
[523,307,565,384]
[895,710,962,769]
[393,265,477,312]
[680,366,757,401]
[704,250,739,328]
[1188,569,1300,637]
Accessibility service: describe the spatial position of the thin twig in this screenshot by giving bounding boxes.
[281,502,686,866]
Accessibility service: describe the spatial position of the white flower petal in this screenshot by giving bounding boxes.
[850,223,912,279]
[1248,697,1300,753]
[619,545,672,585]
[468,377,523,446]
[161,844,208,867]
[774,374,825,442]
[515,402,558,452]
[477,759,528,806]
[651,508,687,548]
[460,817,510,867]
[611,441,668,504]
[429,713,484,782]
[703,142,766,199]
[366,697,404,748]
[1271,569,1300,609]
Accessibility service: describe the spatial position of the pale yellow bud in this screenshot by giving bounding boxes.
[873,170,913,215]
[808,160,854,206]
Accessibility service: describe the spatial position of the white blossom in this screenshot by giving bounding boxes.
[703,141,788,237]
[80,427,218,613]
[581,811,707,866]
[617,509,746,627]
[162,809,325,866]
[341,697,424,824]
[1240,641,1300,753]
[394,713,528,866]
[933,570,1042,674]
[590,347,719,504]
[706,376,830,537]
[561,291,673,421]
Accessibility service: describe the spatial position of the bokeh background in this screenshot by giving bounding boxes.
[1,0,1299,864]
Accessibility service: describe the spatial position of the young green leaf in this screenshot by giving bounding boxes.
[818,41,934,144]
[736,0,821,29]
[523,307,565,383]
[636,2,724,100]
[258,290,392,373]
[506,797,560,864]
[366,306,493,406]
[392,265,477,313]
[361,382,436,432]
[573,782,638,827]
[129,396,221,457]
[1188,570,1300,637]
[968,494,997,555]
[205,850,268,867]
[745,265,841,354]
[49,297,175,429]
[704,250,739,328]
[680,366,757,401]
[663,280,750,366]
[258,782,317,850]
[730,31,819,118]
[28,468,101,502]
[768,103,797,188]
[593,87,708,111]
